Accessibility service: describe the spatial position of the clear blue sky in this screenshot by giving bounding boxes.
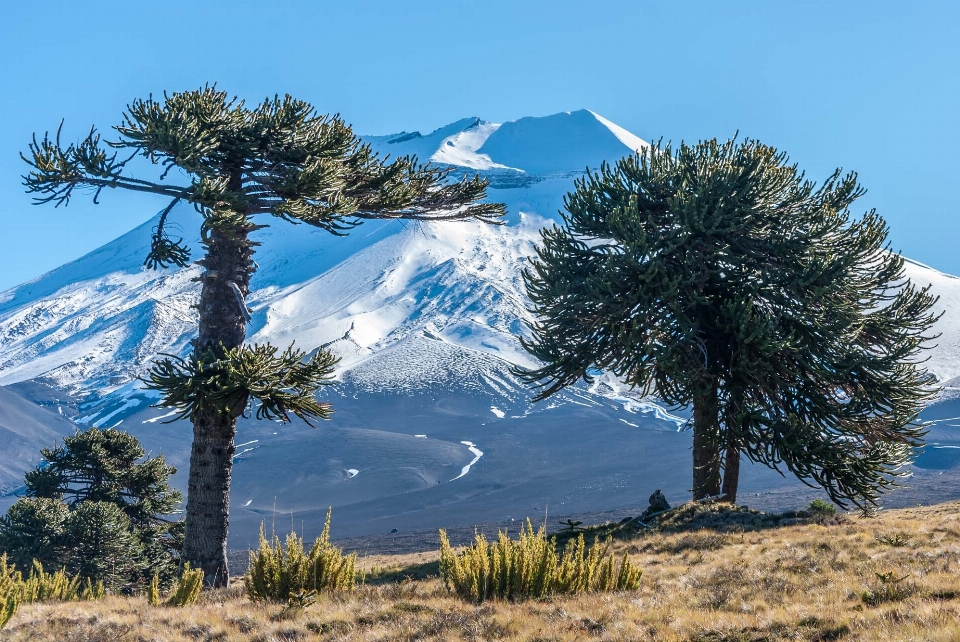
[1,0,957,291]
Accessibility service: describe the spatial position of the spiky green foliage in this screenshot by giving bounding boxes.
[0,555,104,606]
[0,555,19,601]
[0,498,68,571]
[287,588,318,609]
[0,589,15,630]
[24,428,182,531]
[0,498,149,593]
[80,577,105,600]
[0,555,19,630]
[438,520,641,603]
[19,560,82,602]
[0,429,182,590]
[61,501,148,593]
[142,343,339,424]
[244,508,357,602]
[516,137,939,508]
[22,87,505,264]
[808,499,838,516]
[165,563,204,607]
[148,574,161,606]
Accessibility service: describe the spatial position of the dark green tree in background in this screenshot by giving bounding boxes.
[517,137,939,508]
[0,428,182,591]
[21,87,504,586]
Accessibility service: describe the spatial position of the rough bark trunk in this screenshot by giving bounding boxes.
[182,203,253,587]
[692,380,721,500]
[721,445,740,504]
[182,405,237,587]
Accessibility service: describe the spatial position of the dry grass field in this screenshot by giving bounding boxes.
[2,500,958,642]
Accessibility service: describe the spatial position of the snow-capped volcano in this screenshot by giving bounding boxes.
[0,109,653,398]
[2,109,959,541]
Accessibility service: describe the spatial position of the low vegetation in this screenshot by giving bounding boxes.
[164,564,205,608]
[244,509,358,602]
[0,553,106,631]
[0,500,957,640]
[439,520,641,602]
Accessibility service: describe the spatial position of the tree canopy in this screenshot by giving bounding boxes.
[0,428,182,590]
[517,137,939,508]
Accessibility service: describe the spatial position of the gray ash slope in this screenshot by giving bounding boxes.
[1,110,959,546]
[0,385,76,494]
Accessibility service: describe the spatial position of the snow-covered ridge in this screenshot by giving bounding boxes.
[363,109,649,176]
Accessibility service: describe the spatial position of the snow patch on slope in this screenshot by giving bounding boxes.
[429,121,515,171]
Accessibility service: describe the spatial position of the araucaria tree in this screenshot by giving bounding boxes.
[517,137,939,508]
[0,428,182,591]
[22,87,504,586]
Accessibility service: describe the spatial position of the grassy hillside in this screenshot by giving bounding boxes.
[2,501,958,641]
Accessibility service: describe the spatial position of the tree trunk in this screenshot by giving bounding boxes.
[182,210,253,587]
[182,406,236,587]
[721,445,740,504]
[692,380,721,500]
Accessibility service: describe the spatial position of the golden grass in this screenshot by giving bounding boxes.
[2,501,959,641]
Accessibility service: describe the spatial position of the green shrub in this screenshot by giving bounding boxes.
[0,553,104,607]
[0,555,18,599]
[19,560,82,602]
[0,498,69,571]
[165,563,203,607]
[62,501,148,593]
[148,574,161,606]
[19,560,104,602]
[0,589,15,630]
[0,557,18,630]
[244,508,357,602]
[808,499,838,516]
[439,519,641,603]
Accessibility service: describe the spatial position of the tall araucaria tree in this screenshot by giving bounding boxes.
[22,87,505,586]
[516,137,939,509]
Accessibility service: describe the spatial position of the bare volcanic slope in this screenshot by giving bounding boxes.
[1,110,959,544]
[0,385,76,494]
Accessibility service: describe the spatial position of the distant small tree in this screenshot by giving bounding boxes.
[22,87,504,585]
[0,428,182,589]
[517,137,939,508]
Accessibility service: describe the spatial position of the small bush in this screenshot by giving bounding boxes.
[439,519,641,603]
[165,563,203,606]
[0,575,17,630]
[0,553,104,608]
[876,531,912,547]
[0,591,15,630]
[862,571,917,606]
[808,499,837,516]
[148,574,161,606]
[244,508,357,602]
[18,559,105,602]
[0,555,19,599]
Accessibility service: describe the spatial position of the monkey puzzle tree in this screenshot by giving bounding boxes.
[516,137,939,508]
[0,428,182,590]
[22,87,504,585]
